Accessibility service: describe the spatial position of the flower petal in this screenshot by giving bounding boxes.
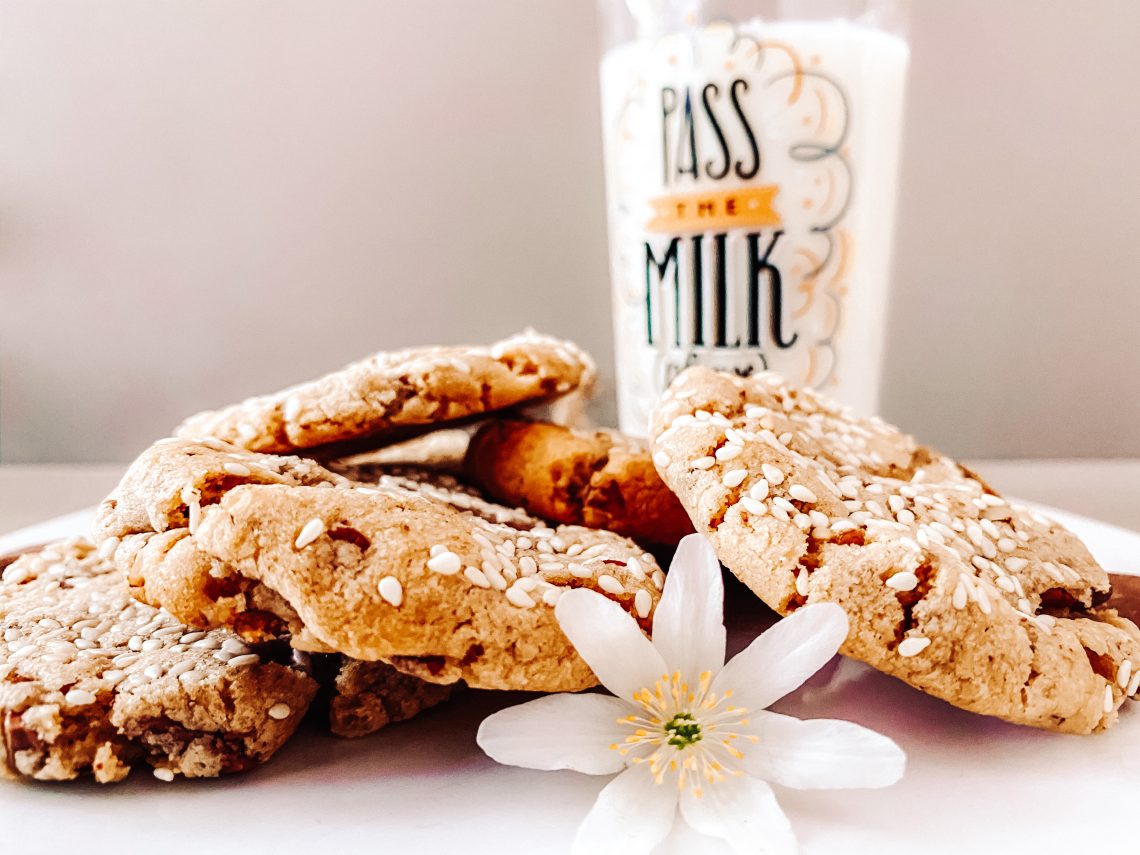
[477,693,633,775]
[712,602,848,710]
[573,763,678,855]
[740,710,906,790]
[650,534,726,682]
[557,588,667,702]
[679,774,797,855]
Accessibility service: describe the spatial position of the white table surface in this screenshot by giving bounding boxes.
[1,461,1139,855]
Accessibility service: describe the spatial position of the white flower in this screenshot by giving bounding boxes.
[477,534,906,855]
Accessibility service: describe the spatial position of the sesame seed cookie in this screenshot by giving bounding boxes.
[95,438,664,692]
[174,331,595,456]
[319,657,453,739]
[651,367,1140,734]
[462,420,695,547]
[0,539,317,783]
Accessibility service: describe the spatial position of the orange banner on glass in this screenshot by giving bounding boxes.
[646,185,782,233]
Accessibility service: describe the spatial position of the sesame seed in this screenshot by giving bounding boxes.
[506,587,536,608]
[997,538,1017,553]
[973,585,992,615]
[789,484,817,503]
[995,576,1016,593]
[952,582,968,609]
[598,575,625,595]
[626,557,644,579]
[723,469,747,488]
[716,445,742,461]
[568,563,593,579]
[745,405,767,419]
[1004,556,1028,573]
[1118,660,1133,690]
[188,500,202,535]
[153,768,175,782]
[464,567,490,588]
[519,556,538,576]
[1104,685,1114,714]
[64,689,97,706]
[692,456,716,470]
[483,565,507,590]
[898,637,931,658]
[1128,672,1140,697]
[430,544,446,557]
[294,518,326,549]
[885,571,918,592]
[227,653,260,667]
[741,497,767,516]
[792,513,812,530]
[542,588,563,607]
[221,638,250,655]
[223,462,251,477]
[761,464,785,485]
[267,702,292,720]
[378,576,404,607]
[634,589,652,618]
[750,479,770,500]
[795,568,810,597]
[427,551,461,575]
[652,570,665,590]
[896,509,916,525]
[283,396,302,421]
[652,451,670,468]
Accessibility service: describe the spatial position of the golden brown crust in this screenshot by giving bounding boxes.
[0,539,317,782]
[464,420,694,547]
[651,367,1140,734]
[96,438,664,693]
[174,331,595,456]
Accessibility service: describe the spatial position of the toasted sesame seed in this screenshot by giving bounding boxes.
[64,689,97,706]
[268,702,292,720]
[568,563,593,579]
[885,571,918,592]
[1118,660,1133,690]
[506,587,536,608]
[378,576,404,607]
[227,653,260,667]
[716,445,742,461]
[294,518,326,549]
[1104,685,1114,714]
[427,551,461,575]
[995,576,1016,593]
[898,637,931,657]
[153,767,175,782]
[483,565,507,590]
[1004,556,1028,573]
[634,589,652,618]
[722,469,747,488]
[795,568,810,597]
[597,575,625,595]
[952,582,968,609]
[761,464,785,485]
[750,479,770,500]
[741,497,767,516]
[789,484,817,504]
[464,567,490,588]
[691,456,716,470]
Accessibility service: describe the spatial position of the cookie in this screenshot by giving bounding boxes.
[651,367,1140,733]
[317,656,453,739]
[174,331,595,456]
[0,539,317,783]
[95,438,665,692]
[463,419,694,547]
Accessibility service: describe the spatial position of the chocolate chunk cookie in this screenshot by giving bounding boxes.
[0,539,316,782]
[96,438,664,692]
[175,331,595,456]
[651,367,1140,734]
[463,420,694,547]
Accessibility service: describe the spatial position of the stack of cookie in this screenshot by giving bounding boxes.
[1,332,691,782]
[5,331,1138,784]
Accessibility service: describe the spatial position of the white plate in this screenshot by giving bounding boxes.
[1,506,1138,855]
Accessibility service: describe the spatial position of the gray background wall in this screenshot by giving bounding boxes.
[2,0,1138,463]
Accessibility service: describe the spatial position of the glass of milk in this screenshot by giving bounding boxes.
[598,0,909,433]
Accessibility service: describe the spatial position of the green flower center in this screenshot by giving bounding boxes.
[664,712,702,748]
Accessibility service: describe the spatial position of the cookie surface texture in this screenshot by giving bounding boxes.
[464,420,694,547]
[96,439,664,693]
[175,331,595,455]
[0,539,316,783]
[651,367,1140,734]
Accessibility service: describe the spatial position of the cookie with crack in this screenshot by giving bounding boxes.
[651,367,1140,734]
[315,656,453,739]
[0,539,317,783]
[462,419,694,547]
[174,331,595,456]
[95,438,664,692]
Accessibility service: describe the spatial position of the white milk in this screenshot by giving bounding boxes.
[600,19,909,432]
